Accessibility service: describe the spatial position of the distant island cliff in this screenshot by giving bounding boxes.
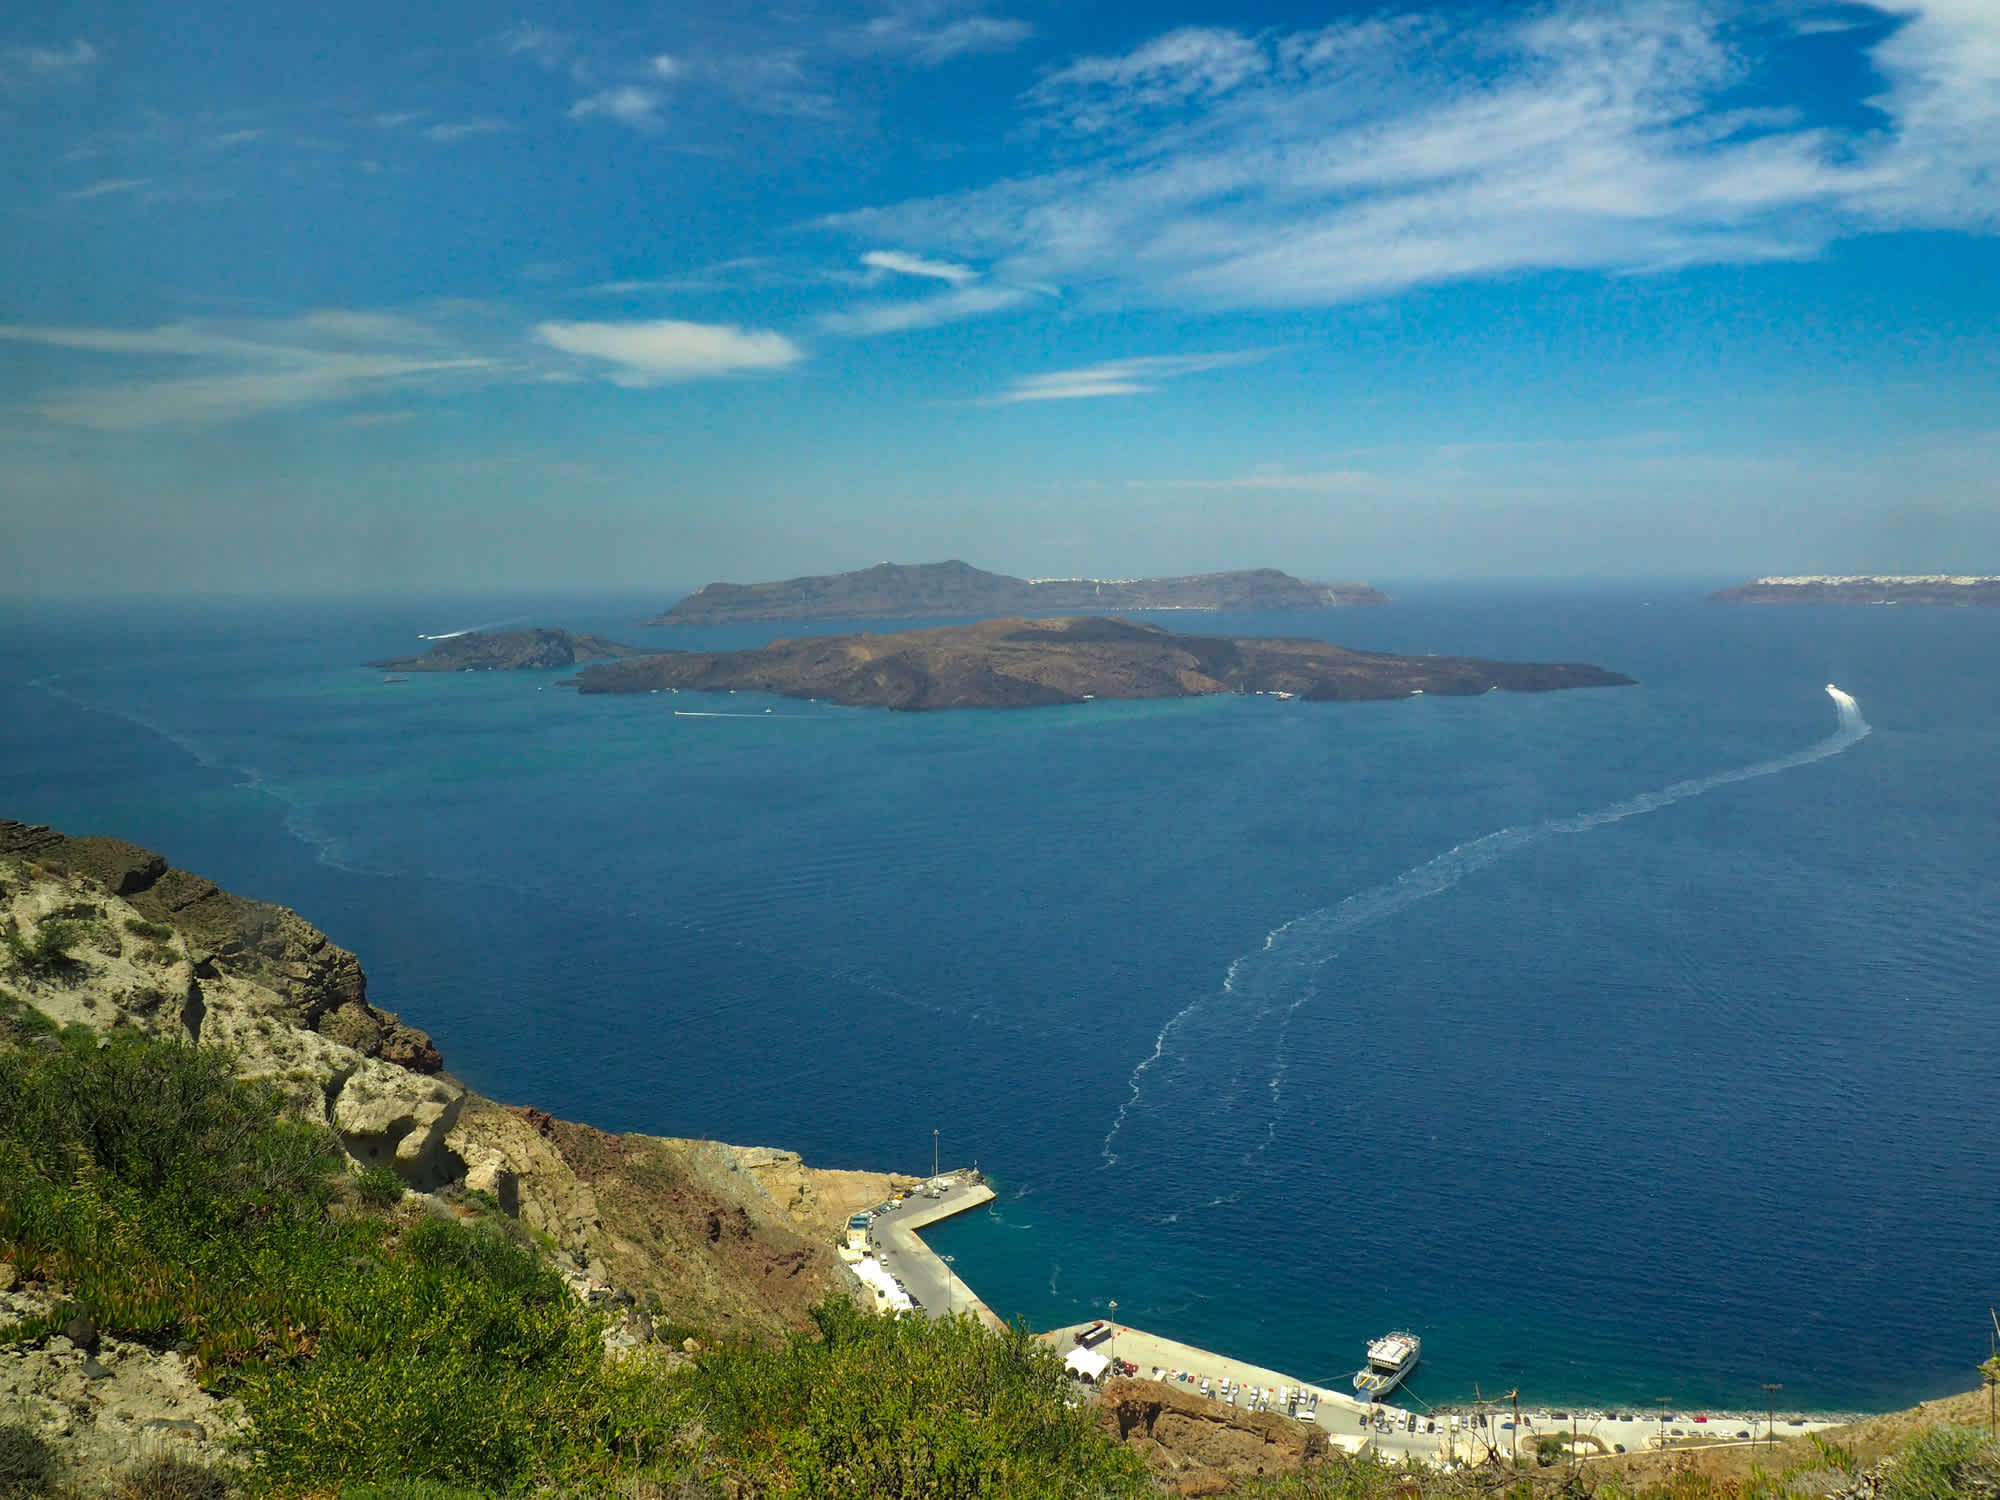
[1713,576,2000,605]
[368,628,654,672]
[645,560,1389,624]
[574,615,1632,711]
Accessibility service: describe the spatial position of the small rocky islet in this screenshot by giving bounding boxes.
[367,627,652,672]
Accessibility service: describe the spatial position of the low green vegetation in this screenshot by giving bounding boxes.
[353,1161,406,1208]
[692,1297,1145,1498]
[0,1024,1150,1498]
[1884,1426,2000,1500]
[0,919,82,978]
[121,917,175,943]
[0,1423,58,1499]
[105,1454,232,1500]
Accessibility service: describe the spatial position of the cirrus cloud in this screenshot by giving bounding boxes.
[533,318,803,385]
[992,351,1265,402]
[828,1,2000,311]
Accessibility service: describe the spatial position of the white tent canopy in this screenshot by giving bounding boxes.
[1064,1347,1111,1382]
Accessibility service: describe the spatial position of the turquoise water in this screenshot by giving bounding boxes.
[3,583,1996,1413]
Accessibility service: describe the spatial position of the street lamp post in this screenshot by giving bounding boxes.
[1764,1385,1784,1449]
[1657,1398,1672,1454]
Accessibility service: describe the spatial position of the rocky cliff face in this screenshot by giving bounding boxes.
[0,820,911,1339]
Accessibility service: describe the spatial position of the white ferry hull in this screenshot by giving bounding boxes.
[1353,1332,1421,1401]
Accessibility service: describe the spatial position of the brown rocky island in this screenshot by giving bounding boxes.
[574,615,1633,711]
[646,560,1388,624]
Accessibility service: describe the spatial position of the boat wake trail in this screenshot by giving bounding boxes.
[419,616,528,640]
[1100,687,1870,1167]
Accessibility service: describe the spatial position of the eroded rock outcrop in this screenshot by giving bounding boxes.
[0,821,462,1189]
[0,820,439,1071]
[1098,1376,1329,1495]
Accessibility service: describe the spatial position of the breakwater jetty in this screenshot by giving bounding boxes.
[840,1171,1003,1331]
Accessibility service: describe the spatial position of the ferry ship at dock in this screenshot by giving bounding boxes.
[1353,1332,1420,1400]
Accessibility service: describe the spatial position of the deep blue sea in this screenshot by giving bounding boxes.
[3,583,1996,1414]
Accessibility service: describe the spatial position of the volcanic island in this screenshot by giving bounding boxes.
[644,560,1388,624]
[572,615,1633,711]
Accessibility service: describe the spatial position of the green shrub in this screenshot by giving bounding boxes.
[0,1422,57,1498]
[0,991,56,1046]
[0,1028,336,1205]
[340,1483,495,1500]
[686,1297,1150,1498]
[108,1453,232,1500]
[1,919,83,977]
[1885,1426,1999,1500]
[122,918,176,943]
[354,1163,406,1208]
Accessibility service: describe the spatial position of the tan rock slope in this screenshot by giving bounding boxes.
[1098,1376,1330,1497]
[0,819,913,1339]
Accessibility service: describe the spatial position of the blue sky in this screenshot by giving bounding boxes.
[2,0,1996,594]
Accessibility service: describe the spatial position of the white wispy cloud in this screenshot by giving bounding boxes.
[829,1,2000,309]
[1028,26,1267,132]
[4,39,99,80]
[533,318,802,385]
[569,86,666,130]
[1152,468,1384,492]
[0,311,496,429]
[496,22,570,70]
[823,250,1045,333]
[31,358,490,431]
[992,352,1264,402]
[852,4,1033,65]
[822,282,1032,335]
[862,249,980,284]
[62,177,149,200]
[424,118,509,142]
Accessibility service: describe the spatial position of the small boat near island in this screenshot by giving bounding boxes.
[381,675,410,684]
[1353,1332,1420,1401]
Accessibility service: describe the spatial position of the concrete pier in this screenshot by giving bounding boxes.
[851,1174,1004,1331]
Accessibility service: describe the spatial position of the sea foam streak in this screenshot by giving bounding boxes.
[1100,686,1870,1166]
